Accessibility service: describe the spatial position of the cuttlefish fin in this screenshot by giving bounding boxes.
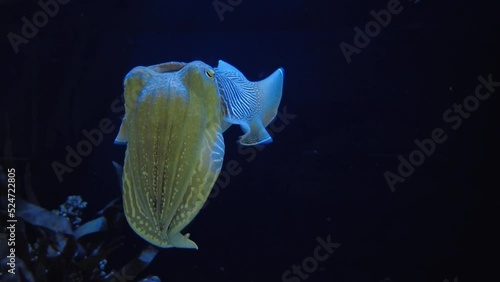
[255,67,285,126]
[240,67,284,145]
[215,60,284,146]
[239,119,272,145]
[114,66,155,145]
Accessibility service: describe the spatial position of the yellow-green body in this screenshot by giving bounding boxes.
[116,61,224,248]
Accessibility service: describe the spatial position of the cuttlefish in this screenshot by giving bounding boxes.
[115,60,284,249]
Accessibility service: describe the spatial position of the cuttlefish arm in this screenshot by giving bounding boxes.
[214,60,284,145]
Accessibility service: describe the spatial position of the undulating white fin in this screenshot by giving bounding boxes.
[255,67,284,127]
[215,60,284,146]
[240,119,272,146]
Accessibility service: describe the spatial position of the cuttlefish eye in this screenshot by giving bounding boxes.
[205,69,215,79]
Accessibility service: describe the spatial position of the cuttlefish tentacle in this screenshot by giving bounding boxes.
[214,60,285,145]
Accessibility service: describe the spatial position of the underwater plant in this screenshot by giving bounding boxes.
[0,164,161,282]
[52,195,87,228]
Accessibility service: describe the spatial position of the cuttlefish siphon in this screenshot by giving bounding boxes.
[115,60,284,249]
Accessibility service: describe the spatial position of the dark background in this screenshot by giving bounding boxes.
[1,0,499,281]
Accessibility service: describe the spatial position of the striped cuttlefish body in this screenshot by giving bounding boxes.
[115,60,284,248]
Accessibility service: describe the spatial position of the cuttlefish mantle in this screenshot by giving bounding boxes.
[214,60,285,146]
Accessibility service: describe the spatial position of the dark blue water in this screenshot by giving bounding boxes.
[1,0,499,282]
